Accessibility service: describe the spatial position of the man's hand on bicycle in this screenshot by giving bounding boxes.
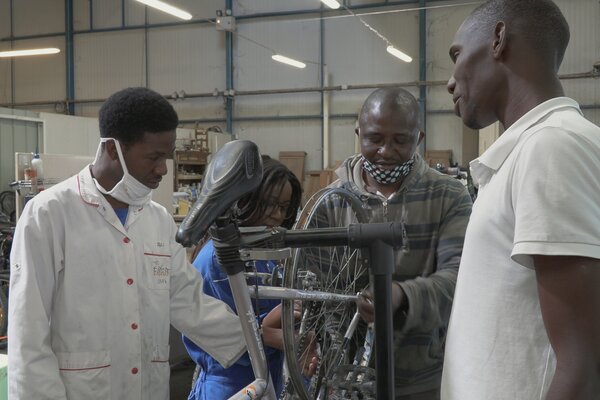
[291,301,319,377]
[356,282,407,323]
[261,304,284,350]
[259,301,319,378]
[299,330,319,377]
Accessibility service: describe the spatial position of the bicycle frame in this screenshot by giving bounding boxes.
[175,141,401,400]
[212,220,402,400]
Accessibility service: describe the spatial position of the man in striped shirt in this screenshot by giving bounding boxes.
[332,87,472,400]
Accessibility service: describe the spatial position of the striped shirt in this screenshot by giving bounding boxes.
[328,153,472,397]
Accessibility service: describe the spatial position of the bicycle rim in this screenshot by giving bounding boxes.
[281,187,370,400]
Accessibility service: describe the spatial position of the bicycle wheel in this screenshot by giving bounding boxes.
[281,187,372,400]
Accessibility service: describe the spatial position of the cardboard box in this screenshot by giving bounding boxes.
[176,150,209,163]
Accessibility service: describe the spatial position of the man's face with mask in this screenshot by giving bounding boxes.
[358,101,423,186]
[114,130,176,190]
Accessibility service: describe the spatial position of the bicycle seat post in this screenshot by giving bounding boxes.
[211,220,277,400]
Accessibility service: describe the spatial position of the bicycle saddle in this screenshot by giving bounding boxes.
[175,140,263,247]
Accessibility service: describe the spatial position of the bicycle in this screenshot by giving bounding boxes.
[176,140,405,400]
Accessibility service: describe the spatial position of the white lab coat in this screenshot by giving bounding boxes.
[8,166,246,399]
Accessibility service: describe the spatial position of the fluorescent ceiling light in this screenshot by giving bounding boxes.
[272,54,306,69]
[321,0,341,9]
[135,0,192,20]
[0,48,61,58]
[386,45,412,63]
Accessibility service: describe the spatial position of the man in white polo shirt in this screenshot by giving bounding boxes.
[442,1,600,399]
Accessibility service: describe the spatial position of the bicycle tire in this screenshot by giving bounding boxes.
[0,191,15,224]
[0,284,8,337]
[281,187,370,400]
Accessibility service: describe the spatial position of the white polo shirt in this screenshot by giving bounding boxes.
[441,97,600,400]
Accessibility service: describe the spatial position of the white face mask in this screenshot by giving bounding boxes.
[92,137,153,206]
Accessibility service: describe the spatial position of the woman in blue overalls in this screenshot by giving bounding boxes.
[183,156,302,400]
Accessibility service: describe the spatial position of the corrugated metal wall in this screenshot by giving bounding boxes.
[0,0,597,172]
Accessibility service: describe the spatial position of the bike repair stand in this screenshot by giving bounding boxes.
[364,238,395,400]
[349,224,397,400]
[281,222,399,400]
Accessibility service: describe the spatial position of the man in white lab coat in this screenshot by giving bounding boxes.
[7,87,276,399]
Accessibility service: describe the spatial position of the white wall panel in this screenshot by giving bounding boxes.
[556,0,599,108]
[125,0,147,27]
[426,1,476,81]
[143,0,222,24]
[234,0,428,15]
[75,0,223,30]
[424,0,471,149]
[424,0,600,159]
[236,120,322,171]
[1,0,596,172]
[323,7,419,86]
[235,17,321,90]
[329,89,370,116]
[0,107,41,192]
[0,0,10,38]
[425,88,464,165]
[234,0,417,15]
[74,31,145,99]
[425,113,463,163]
[234,12,323,133]
[584,109,600,126]
[74,103,102,118]
[12,0,64,37]
[0,41,12,104]
[329,87,421,115]
[563,79,599,106]
[74,0,147,30]
[235,93,321,118]
[73,0,91,31]
[12,37,65,102]
[235,0,319,15]
[90,0,123,29]
[330,118,359,166]
[16,105,61,114]
[556,0,600,75]
[75,98,228,125]
[171,98,227,122]
[147,25,226,93]
[426,84,452,112]
[41,112,99,156]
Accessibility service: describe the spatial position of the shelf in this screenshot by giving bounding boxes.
[173,214,187,222]
[174,149,208,195]
[175,149,209,164]
[10,178,61,193]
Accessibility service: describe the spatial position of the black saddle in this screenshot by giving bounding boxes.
[175,140,263,247]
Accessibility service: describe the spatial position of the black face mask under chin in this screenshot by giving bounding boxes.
[362,156,415,185]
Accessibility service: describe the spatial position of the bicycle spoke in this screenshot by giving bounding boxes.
[281,188,372,400]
